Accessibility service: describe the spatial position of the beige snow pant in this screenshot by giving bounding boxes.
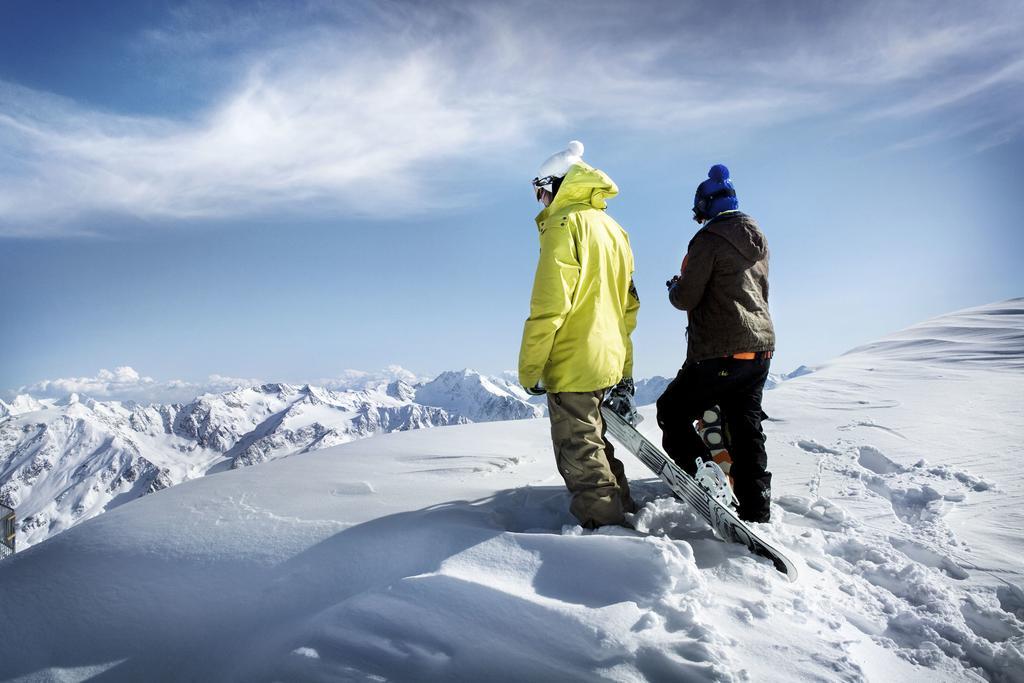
[547,389,635,528]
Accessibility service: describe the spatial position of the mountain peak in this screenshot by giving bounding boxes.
[785,366,815,380]
[416,370,543,423]
[387,379,416,402]
[4,394,47,416]
[258,382,299,395]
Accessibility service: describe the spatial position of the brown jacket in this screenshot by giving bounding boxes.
[669,212,775,362]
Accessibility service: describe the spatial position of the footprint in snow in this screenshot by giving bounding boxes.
[861,473,945,525]
[888,536,969,580]
[913,459,995,492]
[997,583,1024,620]
[849,446,990,526]
[776,495,847,530]
[960,595,1024,642]
[857,446,903,475]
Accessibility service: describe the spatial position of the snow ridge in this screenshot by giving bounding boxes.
[842,298,1024,366]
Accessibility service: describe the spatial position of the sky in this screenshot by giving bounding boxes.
[1,0,1022,402]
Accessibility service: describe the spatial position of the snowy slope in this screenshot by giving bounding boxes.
[840,300,1024,366]
[758,298,1024,679]
[1,300,1022,682]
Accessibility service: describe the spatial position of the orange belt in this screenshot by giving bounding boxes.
[729,351,773,360]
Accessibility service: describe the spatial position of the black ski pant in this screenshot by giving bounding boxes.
[655,357,772,522]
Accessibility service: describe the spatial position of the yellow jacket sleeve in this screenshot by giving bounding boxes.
[518,225,581,388]
[623,278,640,377]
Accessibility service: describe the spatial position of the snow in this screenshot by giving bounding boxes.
[1,375,538,549]
[633,376,672,406]
[0,367,552,551]
[415,369,544,422]
[2,394,49,416]
[1,299,1023,681]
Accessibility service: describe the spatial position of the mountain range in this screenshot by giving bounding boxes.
[0,363,809,549]
[0,368,550,548]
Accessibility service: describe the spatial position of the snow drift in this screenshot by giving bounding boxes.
[1,299,1022,682]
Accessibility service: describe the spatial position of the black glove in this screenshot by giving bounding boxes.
[614,376,635,396]
[524,383,546,396]
[606,377,642,426]
[666,275,680,289]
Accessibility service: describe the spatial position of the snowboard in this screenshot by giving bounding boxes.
[601,404,798,581]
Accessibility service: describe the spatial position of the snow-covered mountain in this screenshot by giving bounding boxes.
[1,299,1021,682]
[415,369,544,422]
[0,370,540,548]
[0,394,45,417]
[633,376,672,406]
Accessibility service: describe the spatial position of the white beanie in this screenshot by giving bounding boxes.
[535,140,584,181]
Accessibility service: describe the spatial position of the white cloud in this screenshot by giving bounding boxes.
[316,365,423,392]
[0,0,1021,237]
[19,366,154,399]
[0,47,509,235]
[14,366,264,404]
[9,365,429,404]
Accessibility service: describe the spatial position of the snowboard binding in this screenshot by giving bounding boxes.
[695,406,739,508]
[599,403,799,580]
[694,457,740,508]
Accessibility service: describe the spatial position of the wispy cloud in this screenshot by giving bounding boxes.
[0,0,1021,237]
[0,45,522,234]
[867,58,1024,120]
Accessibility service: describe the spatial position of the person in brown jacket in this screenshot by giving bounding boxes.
[656,164,776,522]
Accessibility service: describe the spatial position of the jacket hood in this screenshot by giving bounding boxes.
[704,212,767,263]
[536,162,618,225]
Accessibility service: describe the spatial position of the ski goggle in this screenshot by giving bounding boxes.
[693,187,737,222]
[533,174,557,191]
[533,175,558,203]
[532,175,558,190]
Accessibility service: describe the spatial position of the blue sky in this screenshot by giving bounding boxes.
[2,0,1022,401]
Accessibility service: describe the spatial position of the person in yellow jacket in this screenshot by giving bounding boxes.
[519,140,641,528]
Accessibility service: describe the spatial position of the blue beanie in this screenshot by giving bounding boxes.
[693,164,739,221]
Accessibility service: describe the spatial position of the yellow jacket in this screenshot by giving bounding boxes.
[518,162,640,393]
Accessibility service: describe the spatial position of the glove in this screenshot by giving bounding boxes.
[666,275,680,290]
[613,376,635,397]
[605,377,642,426]
[524,383,546,396]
